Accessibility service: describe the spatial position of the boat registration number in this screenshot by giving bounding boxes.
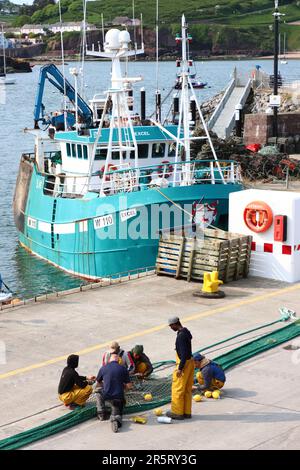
[93,214,114,230]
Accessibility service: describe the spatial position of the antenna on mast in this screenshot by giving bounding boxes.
[155,0,159,92]
[140,13,144,49]
[132,0,138,58]
[80,0,87,99]
[58,0,67,130]
[101,13,105,46]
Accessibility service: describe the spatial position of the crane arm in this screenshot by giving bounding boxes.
[34,64,93,128]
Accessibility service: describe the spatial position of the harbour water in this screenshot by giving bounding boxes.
[0,58,299,298]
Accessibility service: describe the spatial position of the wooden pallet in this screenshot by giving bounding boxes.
[156,228,252,283]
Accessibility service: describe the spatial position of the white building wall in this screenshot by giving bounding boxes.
[229,189,300,283]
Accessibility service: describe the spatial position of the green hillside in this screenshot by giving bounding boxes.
[8,0,300,54]
[10,0,300,28]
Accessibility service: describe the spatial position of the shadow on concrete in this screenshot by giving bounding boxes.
[190,412,300,423]
[228,277,290,290]
[223,388,257,398]
[221,289,251,298]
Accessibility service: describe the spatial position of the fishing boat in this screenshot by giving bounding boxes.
[174,33,207,90]
[13,16,243,280]
[0,25,15,86]
[175,76,207,90]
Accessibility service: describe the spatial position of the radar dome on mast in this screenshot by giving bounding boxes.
[104,29,121,52]
[119,30,131,50]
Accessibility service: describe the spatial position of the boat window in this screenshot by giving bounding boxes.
[130,144,148,159]
[71,144,76,158]
[152,143,166,158]
[168,143,176,157]
[95,148,107,160]
[77,145,82,159]
[83,145,88,160]
[66,143,71,157]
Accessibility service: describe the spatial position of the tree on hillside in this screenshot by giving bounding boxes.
[13,14,31,27]
[32,0,55,11]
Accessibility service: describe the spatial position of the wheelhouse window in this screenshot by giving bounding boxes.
[152,143,166,158]
[95,148,107,160]
[66,143,71,157]
[130,144,148,159]
[112,151,126,160]
[77,145,82,159]
[168,143,176,157]
[71,144,76,158]
[83,145,88,160]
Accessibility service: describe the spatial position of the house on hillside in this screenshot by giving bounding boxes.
[21,24,49,35]
[112,17,141,27]
[50,22,97,34]
[0,33,15,49]
[20,22,97,36]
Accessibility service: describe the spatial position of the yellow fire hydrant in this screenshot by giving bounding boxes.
[193,271,225,299]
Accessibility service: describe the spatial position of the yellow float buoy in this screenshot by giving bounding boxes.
[131,416,147,424]
[193,394,202,402]
[144,393,153,401]
[196,371,202,381]
[212,390,221,399]
[154,408,163,416]
[204,391,212,398]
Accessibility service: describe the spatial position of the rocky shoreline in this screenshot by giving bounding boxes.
[0,57,32,73]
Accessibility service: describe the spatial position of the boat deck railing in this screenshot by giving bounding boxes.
[40,159,242,198]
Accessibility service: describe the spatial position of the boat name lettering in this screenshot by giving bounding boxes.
[94,214,114,230]
[134,131,150,137]
[27,217,37,229]
[120,209,137,222]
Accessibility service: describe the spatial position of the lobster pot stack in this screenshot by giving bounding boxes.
[229,189,300,282]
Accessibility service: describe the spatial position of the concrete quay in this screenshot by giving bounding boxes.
[0,274,300,450]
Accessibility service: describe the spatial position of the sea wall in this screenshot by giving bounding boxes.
[244,113,300,146]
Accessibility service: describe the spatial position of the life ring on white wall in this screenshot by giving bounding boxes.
[243,201,273,233]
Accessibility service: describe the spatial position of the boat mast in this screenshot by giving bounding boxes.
[1,24,6,76]
[181,15,191,181]
[86,29,144,194]
[58,0,67,130]
[80,0,87,99]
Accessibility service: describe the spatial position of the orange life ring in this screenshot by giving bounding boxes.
[100,164,118,181]
[158,160,174,179]
[243,201,273,233]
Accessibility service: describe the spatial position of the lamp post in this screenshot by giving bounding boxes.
[273,1,279,139]
[272,1,284,139]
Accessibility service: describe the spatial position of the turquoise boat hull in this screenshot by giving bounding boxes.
[14,159,243,279]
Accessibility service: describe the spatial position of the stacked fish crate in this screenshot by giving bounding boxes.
[156,228,252,283]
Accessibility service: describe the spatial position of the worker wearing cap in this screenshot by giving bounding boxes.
[166,316,194,420]
[193,353,226,392]
[130,345,153,378]
[102,341,135,374]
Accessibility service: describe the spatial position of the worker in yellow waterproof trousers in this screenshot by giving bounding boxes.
[130,345,153,378]
[171,354,195,417]
[166,316,194,420]
[59,383,93,406]
[193,353,225,392]
[58,354,95,409]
